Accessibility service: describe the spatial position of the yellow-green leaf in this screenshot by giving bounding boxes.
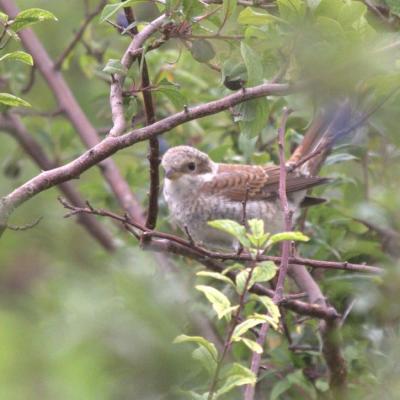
[0,93,31,108]
[0,51,33,65]
[12,8,57,32]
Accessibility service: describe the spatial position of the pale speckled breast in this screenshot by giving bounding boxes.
[163,177,297,249]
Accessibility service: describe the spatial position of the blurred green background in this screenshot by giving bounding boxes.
[1,0,400,399]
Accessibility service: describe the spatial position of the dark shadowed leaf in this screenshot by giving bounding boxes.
[190,40,215,63]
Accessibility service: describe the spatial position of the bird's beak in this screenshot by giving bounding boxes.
[164,168,181,180]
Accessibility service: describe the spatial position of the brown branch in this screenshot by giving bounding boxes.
[0,113,116,251]
[0,0,144,225]
[0,78,294,225]
[58,198,341,320]
[363,0,400,30]
[54,0,107,70]
[108,13,166,137]
[274,107,293,302]
[202,0,276,10]
[244,107,292,400]
[21,65,36,94]
[123,5,160,229]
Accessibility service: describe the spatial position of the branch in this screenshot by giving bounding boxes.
[0,78,294,225]
[58,198,342,320]
[202,0,276,10]
[0,0,144,224]
[274,107,293,302]
[108,13,166,137]
[122,5,160,229]
[6,216,42,231]
[54,0,107,70]
[0,113,116,251]
[244,107,292,400]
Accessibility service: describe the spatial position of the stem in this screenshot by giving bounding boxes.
[244,108,292,400]
[207,261,258,400]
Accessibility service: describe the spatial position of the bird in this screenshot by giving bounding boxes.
[161,103,352,249]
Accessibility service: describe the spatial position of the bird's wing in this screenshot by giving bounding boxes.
[201,164,328,202]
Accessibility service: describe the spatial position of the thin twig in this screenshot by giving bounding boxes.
[122,5,160,230]
[21,65,36,94]
[207,260,258,400]
[244,107,292,400]
[274,107,294,302]
[54,0,107,70]
[6,216,42,231]
[0,113,116,251]
[0,0,145,224]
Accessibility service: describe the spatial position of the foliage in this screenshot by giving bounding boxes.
[0,0,399,399]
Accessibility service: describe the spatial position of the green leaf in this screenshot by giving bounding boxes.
[235,269,249,294]
[0,93,31,108]
[238,7,283,25]
[223,0,237,19]
[248,219,264,238]
[235,97,269,138]
[215,363,256,397]
[196,271,234,286]
[232,316,267,339]
[315,16,345,41]
[219,305,239,320]
[249,261,277,286]
[157,80,187,109]
[173,334,218,360]
[239,337,263,354]
[195,285,232,320]
[247,218,270,248]
[269,231,309,244]
[192,346,217,375]
[0,11,8,23]
[102,59,128,76]
[179,390,208,400]
[222,263,243,276]
[99,1,147,23]
[385,0,400,15]
[190,39,215,63]
[314,0,342,19]
[0,51,33,65]
[286,370,317,399]
[12,8,57,32]
[238,131,258,159]
[208,220,250,247]
[252,294,280,325]
[315,379,329,392]
[339,1,367,27]
[271,378,292,400]
[240,42,263,86]
[183,0,204,19]
[277,0,305,22]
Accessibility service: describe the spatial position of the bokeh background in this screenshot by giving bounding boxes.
[1,0,400,399]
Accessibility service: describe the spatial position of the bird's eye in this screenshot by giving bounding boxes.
[187,162,196,171]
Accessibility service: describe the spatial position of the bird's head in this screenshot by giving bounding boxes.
[161,145,215,181]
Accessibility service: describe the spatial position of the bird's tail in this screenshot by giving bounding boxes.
[289,99,353,175]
